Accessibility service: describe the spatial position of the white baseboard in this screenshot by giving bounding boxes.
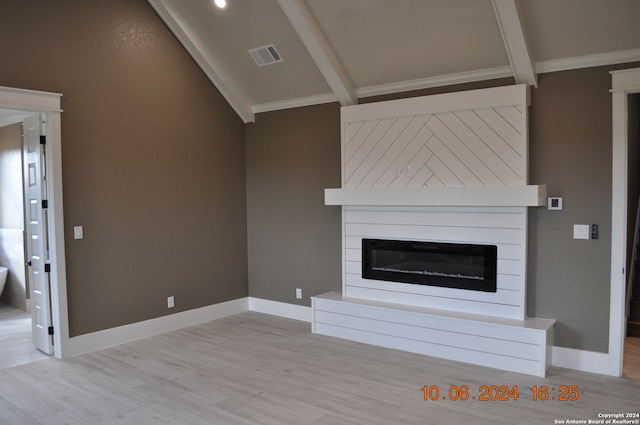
[552,345,610,375]
[248,297,312,322]
[65,297,249,357]
[61,296,613,377]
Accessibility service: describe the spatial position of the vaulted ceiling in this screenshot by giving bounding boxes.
[148,0,640,123]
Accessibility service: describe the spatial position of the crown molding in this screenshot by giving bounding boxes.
[355,67,514,99]
[252,67,514,115]
[252,93,338,114]
[536,48,640,74]
[251,50,640,115]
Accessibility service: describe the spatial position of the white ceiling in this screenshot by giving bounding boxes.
[148,0,640,123]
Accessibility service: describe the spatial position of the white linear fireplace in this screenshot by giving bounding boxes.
[312,85,555,377]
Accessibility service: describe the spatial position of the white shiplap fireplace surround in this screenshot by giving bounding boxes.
[311,84,555,377]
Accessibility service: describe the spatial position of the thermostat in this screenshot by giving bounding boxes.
[548,197,563,210]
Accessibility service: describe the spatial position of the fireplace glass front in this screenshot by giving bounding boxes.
[362,239,497,292]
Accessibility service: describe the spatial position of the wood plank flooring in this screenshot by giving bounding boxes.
[625,336,640,382]
[0,310,639,424]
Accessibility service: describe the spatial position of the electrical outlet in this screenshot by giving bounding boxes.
[295,288,302,299]
[394,164,412,177]
[167,296,175,308]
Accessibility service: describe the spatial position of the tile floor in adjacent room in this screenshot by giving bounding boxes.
[0,303,49,371]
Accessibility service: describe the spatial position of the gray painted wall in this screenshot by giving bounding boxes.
[527,68,613,352]
[0,0,248,336]
[246,104,342,306]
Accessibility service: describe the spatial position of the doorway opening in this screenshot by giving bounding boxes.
[611,68,640,379]
[0,113,51,368]
[0,112,50,364]
[0,86,68,360]
[623,92,640,382]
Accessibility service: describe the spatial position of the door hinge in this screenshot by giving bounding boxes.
[44,263,51,273]
[42,199,48,209]
[40,135,46,145]
[48,326,54,335]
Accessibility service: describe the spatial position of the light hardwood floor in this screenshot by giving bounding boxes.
[0,309,639,425]
[625,336,640,382]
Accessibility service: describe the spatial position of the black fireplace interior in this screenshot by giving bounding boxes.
[362,239,497,292]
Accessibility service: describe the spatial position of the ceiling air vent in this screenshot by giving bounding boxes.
[248,44,283,67]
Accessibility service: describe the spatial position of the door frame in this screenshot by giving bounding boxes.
[0,86,68,359]
[610,68,640,376]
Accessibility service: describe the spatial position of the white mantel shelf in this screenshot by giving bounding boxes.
[324,185,547,207]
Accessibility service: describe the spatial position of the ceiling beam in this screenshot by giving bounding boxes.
[148,0,255,123]
[277,0,357,106]
[492,0,537,87]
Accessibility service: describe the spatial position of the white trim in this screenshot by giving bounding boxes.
[65,297,249,357]
[610,67,640,376]
[248,297,312,322]
[355,67,514,99]
[538,49,640,75]
[0,86,68,360]
[0,86,63,112]
[251,49,640,116]
[46,110,69,359]
[344,84,528,122]
[491,0,537,86]
[610,67,640,92]
[58,297,314,358]
[251,67,516,114]
[324,186,546,207]
[552,346,610,376]
[252,93,338,114]
[37,288,618,378]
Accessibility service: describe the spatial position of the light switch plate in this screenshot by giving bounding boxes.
[573,224,590,240]
[73,226,83,240]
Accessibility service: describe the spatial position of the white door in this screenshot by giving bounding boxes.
[22,113,53,355]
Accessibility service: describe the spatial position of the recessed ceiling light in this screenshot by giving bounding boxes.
[214,0,226,9]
